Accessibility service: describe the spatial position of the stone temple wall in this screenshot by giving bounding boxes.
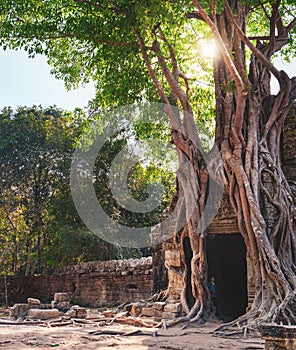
[0,257,153,306]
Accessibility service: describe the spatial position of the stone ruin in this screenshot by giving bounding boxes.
[10,293,87,320]
[7,291,185,331]
[0,257,153,307]
[260,324,296,350]
[118,300,183,320]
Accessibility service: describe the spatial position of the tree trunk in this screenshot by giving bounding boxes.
[136,0,296,332]
[213,3,296,333]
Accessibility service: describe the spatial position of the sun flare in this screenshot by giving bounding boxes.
[200,41,218,58]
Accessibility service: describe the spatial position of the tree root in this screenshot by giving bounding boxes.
[149,289,169,302]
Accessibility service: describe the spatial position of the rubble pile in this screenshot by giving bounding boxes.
[111,299,184,321]
[10,293,87,320]
[8,291,184,329]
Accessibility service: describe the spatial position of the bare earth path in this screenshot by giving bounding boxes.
[0,321,265,350]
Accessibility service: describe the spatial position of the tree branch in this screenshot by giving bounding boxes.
[191,0,245,97]
[286,17,296,33]
[186,11,205,21]
[223,1,282,82]
[211,0,217,25]
[133,27,181,131]
[261,3,271,20]
[269,0,281,50]
[151,40,189,112]
[150,36,202,149]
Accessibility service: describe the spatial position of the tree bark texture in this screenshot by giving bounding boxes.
[213,1,296,332]
[135,0,296,333]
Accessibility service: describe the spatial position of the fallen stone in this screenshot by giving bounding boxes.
[76,308,87,319]
[10,302,51,319]
[51,301,71,312]
[152,302,166,311]
[102,310,115,318]
[27,298,41,305]
[66,306,87,319]
[164,302,182,314]
[27,309,60,320]
[10,304,30,319]
[65,308,76,318]
[141,308,156,317]
[162,311,177,319]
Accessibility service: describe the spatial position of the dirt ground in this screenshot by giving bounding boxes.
[0,321,265,350]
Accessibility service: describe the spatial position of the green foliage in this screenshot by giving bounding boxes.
[0,105,174,275]
[0,1,210,107]
[246,1,296,61]
[44,227,141,272]
[91,116,176,229]
[0,106,74,275]
[0,0,295,107]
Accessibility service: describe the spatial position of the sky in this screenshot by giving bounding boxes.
[0,49,96,111]
[0,49,295,111]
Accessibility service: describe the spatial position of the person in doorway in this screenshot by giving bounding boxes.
[209,276,220,318]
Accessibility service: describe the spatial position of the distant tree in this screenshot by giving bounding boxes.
[0,106,168,274]
[0,106,75,274]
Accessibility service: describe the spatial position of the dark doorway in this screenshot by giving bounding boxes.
[206,233,248,322]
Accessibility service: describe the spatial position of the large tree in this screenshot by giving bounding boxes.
[1,0,296,332]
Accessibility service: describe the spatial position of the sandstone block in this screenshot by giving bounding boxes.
[141,308,156,317]
[66,306,87,318]
[102,310,115,318]
[152,302,166,311]
[10,304,29,319]
[27,298,41,305]
[66,308,76,318]
[164,302,182,314]
[162,311,177,319]
[27,309,60,320]
[165,249,181,266]
[76,308,87,318]
[155,310,163,318]
[51,301,71,312]
[260,324,296,350]
[265,339,296,350]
